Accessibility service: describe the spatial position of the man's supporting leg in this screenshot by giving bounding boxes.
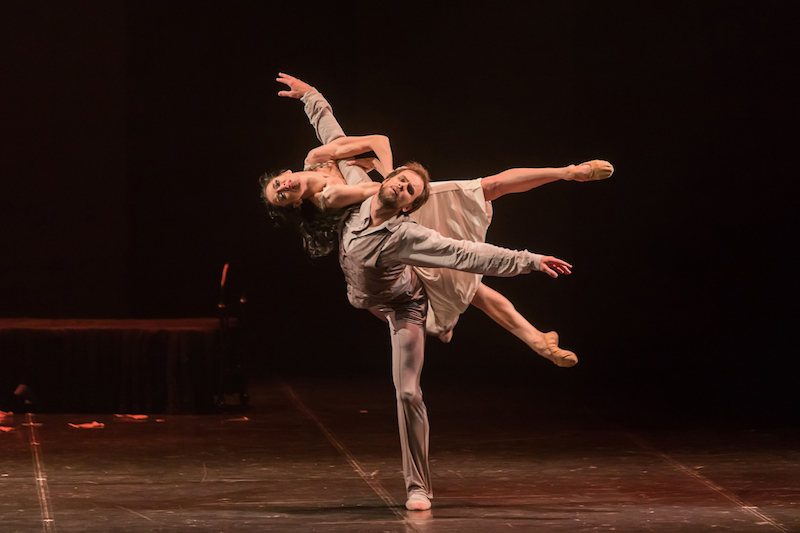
[385,300,432,509]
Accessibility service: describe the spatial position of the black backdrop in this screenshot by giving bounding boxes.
[1,2,797,424]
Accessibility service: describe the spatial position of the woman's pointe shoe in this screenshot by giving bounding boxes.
[541,331,578,368]
[574,160,614,182]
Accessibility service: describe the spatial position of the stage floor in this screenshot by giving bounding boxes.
[1,377,798,532]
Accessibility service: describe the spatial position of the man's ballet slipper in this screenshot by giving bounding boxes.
[406,491,432,511]
[574,160,614,182]
[542,331,578,368]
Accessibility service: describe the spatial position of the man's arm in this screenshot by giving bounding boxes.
[277,72,344,146]
[381,223,572,278]
[277,72,371,185]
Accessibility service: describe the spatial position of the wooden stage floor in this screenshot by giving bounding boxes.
[1,377,798,532]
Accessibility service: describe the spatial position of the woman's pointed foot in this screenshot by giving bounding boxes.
[539,331,578,367]
[570,160,614,182]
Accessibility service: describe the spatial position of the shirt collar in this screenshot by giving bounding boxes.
[350,196,406,236]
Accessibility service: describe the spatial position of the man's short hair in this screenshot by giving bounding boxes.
[385,161,431,214]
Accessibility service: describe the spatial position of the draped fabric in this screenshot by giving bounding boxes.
[410,178,493,332]
[0,319,229,414]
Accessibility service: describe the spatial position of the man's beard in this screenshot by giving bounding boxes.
[377,182,400,209]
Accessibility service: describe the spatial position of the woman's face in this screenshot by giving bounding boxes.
[264,170,308,208]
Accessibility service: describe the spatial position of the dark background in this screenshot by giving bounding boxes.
[1,2,797,425]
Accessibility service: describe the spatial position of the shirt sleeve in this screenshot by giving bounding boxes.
[301,88,344,145]
[300,88,371,187]
[379,222,543,276]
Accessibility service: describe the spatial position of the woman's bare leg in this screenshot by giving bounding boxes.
[480,161,613,202]
[470,283,577,367]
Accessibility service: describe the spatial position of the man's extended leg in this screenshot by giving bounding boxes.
[384,299,432,510]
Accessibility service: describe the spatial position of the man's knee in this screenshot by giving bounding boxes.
[396,386,422,407]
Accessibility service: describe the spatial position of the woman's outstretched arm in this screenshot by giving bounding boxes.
[314,182,381,210]
[305,135,393,177]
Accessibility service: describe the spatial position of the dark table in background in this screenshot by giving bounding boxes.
[0,318,233,414]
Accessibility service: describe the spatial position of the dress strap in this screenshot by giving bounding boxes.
[303,160,334,172]
[318,184,331,210]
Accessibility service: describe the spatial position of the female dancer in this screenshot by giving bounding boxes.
[263,73,614,367]
[259,133,393,257]
[262,134,393,210]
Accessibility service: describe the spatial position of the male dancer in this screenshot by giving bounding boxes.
[274,73,609,510]
[333,162,572,510]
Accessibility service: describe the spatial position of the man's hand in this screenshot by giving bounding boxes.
[277,72,312,99]
[538,256,573,278]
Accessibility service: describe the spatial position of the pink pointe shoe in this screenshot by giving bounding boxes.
[573,160,614,182]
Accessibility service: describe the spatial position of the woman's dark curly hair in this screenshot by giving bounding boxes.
[259,170,351,258]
